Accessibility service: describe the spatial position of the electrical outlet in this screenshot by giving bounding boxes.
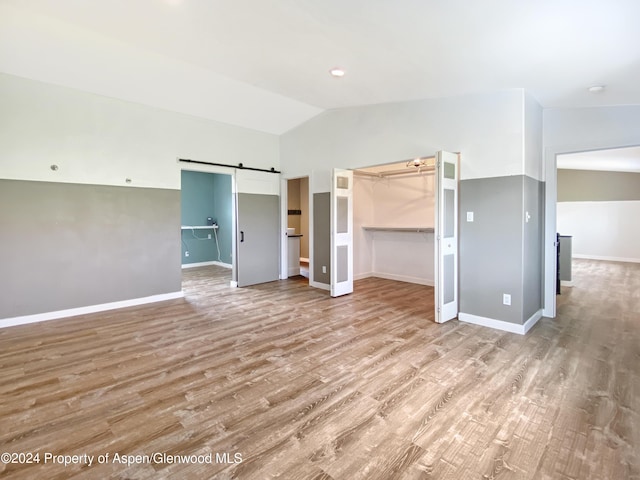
[322,266,327,274]
[467,211,474,222]
[503,293,511,306]
[207,234,212,239]
[185,251,189,257]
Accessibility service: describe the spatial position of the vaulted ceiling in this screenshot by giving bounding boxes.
[1,1,639,135]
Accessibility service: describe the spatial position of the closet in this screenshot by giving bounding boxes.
[353,158,436,286]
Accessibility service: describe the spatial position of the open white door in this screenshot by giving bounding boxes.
[434,151,459,322]
[330,168,353,297]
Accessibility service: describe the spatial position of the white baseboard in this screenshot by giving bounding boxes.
[572,254,640,264]
[458,309,543,335]
[560,280,574,287]
[354,272,373,281]
[182,260,232,269]
[354,271,433,286]
[0,291,185,330]
[288,267,301,277]
[309,280,330,291]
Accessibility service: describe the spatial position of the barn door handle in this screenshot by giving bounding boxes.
[240,231,245,242]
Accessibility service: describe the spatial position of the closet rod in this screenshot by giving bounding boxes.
[353,166,435,178]
[179,158,281,174]
[352,154,438,178]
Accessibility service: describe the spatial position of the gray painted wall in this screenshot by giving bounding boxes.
[460,174,544,325]
[522,176,544,321]
[460,176,525,324]
[0,179,181,319]
[557,169,640,202]
[313,192,330,284]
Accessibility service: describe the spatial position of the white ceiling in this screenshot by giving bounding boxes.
[2,0,640,134]
[557,146,640,173]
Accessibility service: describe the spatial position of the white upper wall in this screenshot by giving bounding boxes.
[281,90,525,181]
[0,74,280,190]
[544,105,640,154]
[524,92,543,181]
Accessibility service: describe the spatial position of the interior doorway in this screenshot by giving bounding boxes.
[180,170,234,269]
[180,169,234,288]
[285,177,310,282]
[351,151,459,323]
[544,144,640,317]
[352,158,436,287]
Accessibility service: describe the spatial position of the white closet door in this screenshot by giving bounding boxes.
[434,151,459,322]
[331,168,353,297]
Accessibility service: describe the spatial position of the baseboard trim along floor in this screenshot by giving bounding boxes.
[458,309,543,335]
[0,291,184,329]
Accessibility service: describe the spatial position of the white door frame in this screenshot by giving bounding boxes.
[542,141,640,318]
[279,175,311,281]
[179,163,236,288]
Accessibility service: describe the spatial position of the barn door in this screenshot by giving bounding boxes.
[235,169,280,287]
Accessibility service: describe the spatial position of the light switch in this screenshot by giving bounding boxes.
[466,211,474,222]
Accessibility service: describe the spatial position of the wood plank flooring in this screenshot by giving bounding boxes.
[0,259,638,479]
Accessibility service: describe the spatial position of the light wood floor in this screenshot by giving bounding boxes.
[1,260,638,479]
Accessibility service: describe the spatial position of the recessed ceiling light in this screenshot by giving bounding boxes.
[588,85,605,93]
[329,68,345,78]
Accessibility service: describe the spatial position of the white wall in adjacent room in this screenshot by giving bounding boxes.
[557,201,640,263]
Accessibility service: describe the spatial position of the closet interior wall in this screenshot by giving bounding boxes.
[353,169,436,285]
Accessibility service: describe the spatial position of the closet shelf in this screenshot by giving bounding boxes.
[181,225,219,230]
[362,226,434,233]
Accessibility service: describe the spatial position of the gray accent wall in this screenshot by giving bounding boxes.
[460,175,544,325]
[523,176,544,321]
[0,179,181,319]
[313,192,330,284]
[460,176,524,324]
